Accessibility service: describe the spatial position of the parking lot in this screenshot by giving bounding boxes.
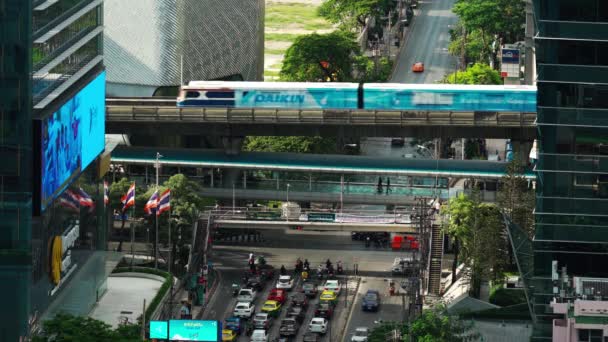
[214,261,359,341]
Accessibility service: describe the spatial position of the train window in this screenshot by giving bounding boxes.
[186,91,200,98]
[205,91,234,98]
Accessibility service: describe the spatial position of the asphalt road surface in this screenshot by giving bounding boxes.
[206,231,414,341]
[391,0,459,84]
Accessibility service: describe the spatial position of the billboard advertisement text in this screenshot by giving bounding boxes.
[168,320,219,341]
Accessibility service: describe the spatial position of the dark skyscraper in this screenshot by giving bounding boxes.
[531,0,608,339]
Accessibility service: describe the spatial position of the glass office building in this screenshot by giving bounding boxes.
[531,0,608,339]
[1,0,106,339]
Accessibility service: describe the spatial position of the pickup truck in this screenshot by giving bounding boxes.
[279,317,300,337]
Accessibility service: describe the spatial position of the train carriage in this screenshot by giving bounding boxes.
[177,81,360,110]
[363,83,537,112]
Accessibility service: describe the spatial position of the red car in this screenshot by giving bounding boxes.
[267,289,287,304]
[412,62,424,72]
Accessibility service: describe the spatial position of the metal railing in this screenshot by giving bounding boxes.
[106,104,537,127]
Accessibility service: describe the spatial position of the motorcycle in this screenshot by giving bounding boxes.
[232,283,240,297]
[337,261,343,275]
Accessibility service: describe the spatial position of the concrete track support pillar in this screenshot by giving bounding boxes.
[221,136,244,156]
[512,140,534,165]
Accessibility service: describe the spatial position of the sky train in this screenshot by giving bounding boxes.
[177,81,537,112]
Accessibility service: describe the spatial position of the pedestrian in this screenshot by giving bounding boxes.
[377,177,383,194]
[386,177,391,194]
[180,300,191,319]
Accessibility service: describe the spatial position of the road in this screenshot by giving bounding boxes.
[391,0,459,84]
[205,231,415,340]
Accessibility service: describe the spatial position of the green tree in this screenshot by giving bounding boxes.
[354,55,393,82]
[32,313,140,342]
[318,0,395,30]
[280,31,359,82]
[442,192,509,295]
[451,0,525,65]
[243,136,337,154]
[497,157,535,239]
[410,304,478,341]
[443,63,501,85]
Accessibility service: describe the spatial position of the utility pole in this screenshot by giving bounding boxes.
[154,152,162,269]
[386,10,392,57]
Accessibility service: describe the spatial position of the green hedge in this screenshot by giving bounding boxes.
[489,287,527,307]
[112,267,172,322]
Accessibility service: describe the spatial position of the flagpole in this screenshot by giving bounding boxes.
[155,152,161,269]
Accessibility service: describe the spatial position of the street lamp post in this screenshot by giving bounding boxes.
[154,152,162,269]
[232,182,236,214]
[286,183,291,203]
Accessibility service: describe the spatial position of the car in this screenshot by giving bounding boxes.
[224,317,243,334]
[250,329,269,342]
[351,327,370,342]
[246,275,265,291]
[253,313,272,330]
[362,290,380,312]
[301,282,319,297]
[319,290,338,303]
[412,62,424,72]
[314,301,335,319]
[392,256,414,275]
[303,332,321,342]
[258,264,276,280]
[267,288,287,304]
[222,329,238,341]
[286,305,306,323]
[308,317,328,334]
[233,302,255,318]
[261,300,282,317]
[291,292,309,308]
[276,275,294,290]
[279,317,300,337]
[323,279,341,295]
[391,138,405,147]
[237,288,257,303]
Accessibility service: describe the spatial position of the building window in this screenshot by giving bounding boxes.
[578,328,603,342]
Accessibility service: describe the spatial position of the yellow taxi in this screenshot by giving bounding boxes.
[261,300,282,317]
[222,329,237,341]
[319,290,338,303]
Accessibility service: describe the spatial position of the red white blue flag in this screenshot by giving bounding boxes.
[59,191,80,211]
[104,180,109,206]
[77,188,94,207]
[144,191,159,216]
[157,189,171,216]
[121,183,135,211]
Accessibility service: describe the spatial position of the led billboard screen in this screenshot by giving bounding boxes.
[41,72,106,210]
[169,320,219,341]
[150,321,168,339]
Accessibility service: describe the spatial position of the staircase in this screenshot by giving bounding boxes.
[427,224,443,295]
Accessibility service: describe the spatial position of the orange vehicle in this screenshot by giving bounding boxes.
[412,62,425,72]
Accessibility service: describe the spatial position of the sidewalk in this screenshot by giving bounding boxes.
[164,268,222,320]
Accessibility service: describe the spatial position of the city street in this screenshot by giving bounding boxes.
[205,230,414,341]
[391,0,459,84]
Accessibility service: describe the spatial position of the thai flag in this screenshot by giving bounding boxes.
[121,183,136,211]
[104,181,109,206]
[77,188,94,207]
[157,189,171,216]
[144,191,159,216]
[59,191,80,211]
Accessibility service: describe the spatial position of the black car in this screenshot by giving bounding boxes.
[291,292,308,308]
[286,306,306,323]
[362,290,380,312]
[246,275,264,290]
[303,332,321,342]
[314,301,335,319]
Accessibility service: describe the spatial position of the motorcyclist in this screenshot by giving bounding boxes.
[280,265,287,275]
[326,258,332,269]
[304,259,310,269]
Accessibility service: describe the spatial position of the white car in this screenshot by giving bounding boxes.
[250,329,269,342]
[237,288,257,302]
[323,279,341,295]
[308,317,328,334]
[351,327,369,341]
[233,301,255,318]
[276,275,294,290]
